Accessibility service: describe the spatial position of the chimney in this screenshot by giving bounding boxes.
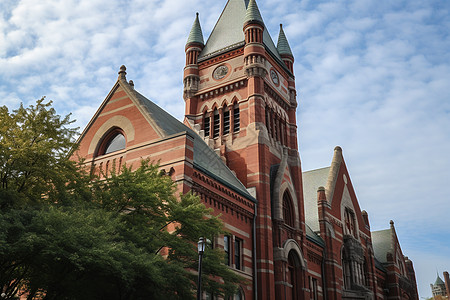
[444,271,450,297]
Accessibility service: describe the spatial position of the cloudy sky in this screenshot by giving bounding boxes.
[1,0,449,297]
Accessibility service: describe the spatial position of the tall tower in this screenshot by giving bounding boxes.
[183,1,305,299]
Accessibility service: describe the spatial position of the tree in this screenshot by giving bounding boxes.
[0,99,242,299]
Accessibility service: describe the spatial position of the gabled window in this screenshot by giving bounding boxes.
[97,129,126,156]
[344,208,356,237]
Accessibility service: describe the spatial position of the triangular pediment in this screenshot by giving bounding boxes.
[74,71,254,201]
[199,0,281,61]
[75,78,166,160]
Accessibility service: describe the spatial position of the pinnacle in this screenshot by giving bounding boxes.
[244,0,264,26]
[277,24,293,57]
[186,12,204,46]
[118,65,127,80]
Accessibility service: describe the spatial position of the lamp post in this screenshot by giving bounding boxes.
[197,237,206,300]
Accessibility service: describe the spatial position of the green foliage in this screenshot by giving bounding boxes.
[0,100,242,299]
[0,97,80,208]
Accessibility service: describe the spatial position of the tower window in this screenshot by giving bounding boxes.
[213,108,220,138]
[233,104,240,132]
[223,107,230,135]
[204,113,210,137]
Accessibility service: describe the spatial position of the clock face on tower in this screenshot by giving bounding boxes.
[213,65,229,80]
[270,69,279,85]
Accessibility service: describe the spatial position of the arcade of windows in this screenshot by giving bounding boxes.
[265,105,288,146]
[341,208,370,291]
[203,102,240,138]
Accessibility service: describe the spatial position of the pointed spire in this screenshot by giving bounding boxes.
[244,0,264,26]
[277,24,293,57]
[186,12,204,46]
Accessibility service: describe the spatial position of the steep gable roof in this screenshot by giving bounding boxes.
[132,92,255,201]
[77,67,254,201]
[371,228,392,264]
[198,0,281,61]
[372,221,403,265]
[302,166,330,232]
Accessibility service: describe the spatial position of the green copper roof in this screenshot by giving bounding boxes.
[277,24,293,57]
[305,223,324,247]
[243,0,263,26]
[435,275,445,286]
[186,13,204,46]
[199,0,282,62]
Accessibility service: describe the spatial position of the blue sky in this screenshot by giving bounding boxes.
[1,0,449,297]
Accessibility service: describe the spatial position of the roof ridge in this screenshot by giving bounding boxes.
[133,90,254,201]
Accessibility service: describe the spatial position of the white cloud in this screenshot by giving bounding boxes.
[0,0,449,297]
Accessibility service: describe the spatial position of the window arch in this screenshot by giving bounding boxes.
[283,191,294,227]
[342,248,351,289]
[97,128,126,156]
[223,105,230,135]
[287,250,301,300]
[213,108,220,138]
[233,102,240,132]
[203,111,210,137]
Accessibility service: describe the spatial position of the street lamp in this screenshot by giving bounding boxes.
[197,237,206,300]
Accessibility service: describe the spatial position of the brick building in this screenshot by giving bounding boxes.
[74,0,418,299]
[430,272,450,298]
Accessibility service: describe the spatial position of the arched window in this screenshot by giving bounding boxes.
[342,248,351,289]
[223,105,230,135]
[287,251,301,300]
[283,192,294,227]
[344,208,356,237]
[97,129,126,156]
[233,103,240,132]
[364,258,369,287]
[265,106,271,135]
[203,111,210,137]
[213,108,220,138]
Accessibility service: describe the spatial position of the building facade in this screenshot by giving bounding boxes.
[74,0,419,299]
[430,272,450,298]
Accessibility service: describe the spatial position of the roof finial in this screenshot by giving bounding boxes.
[118,65,127,80]
[129,80,134,89]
